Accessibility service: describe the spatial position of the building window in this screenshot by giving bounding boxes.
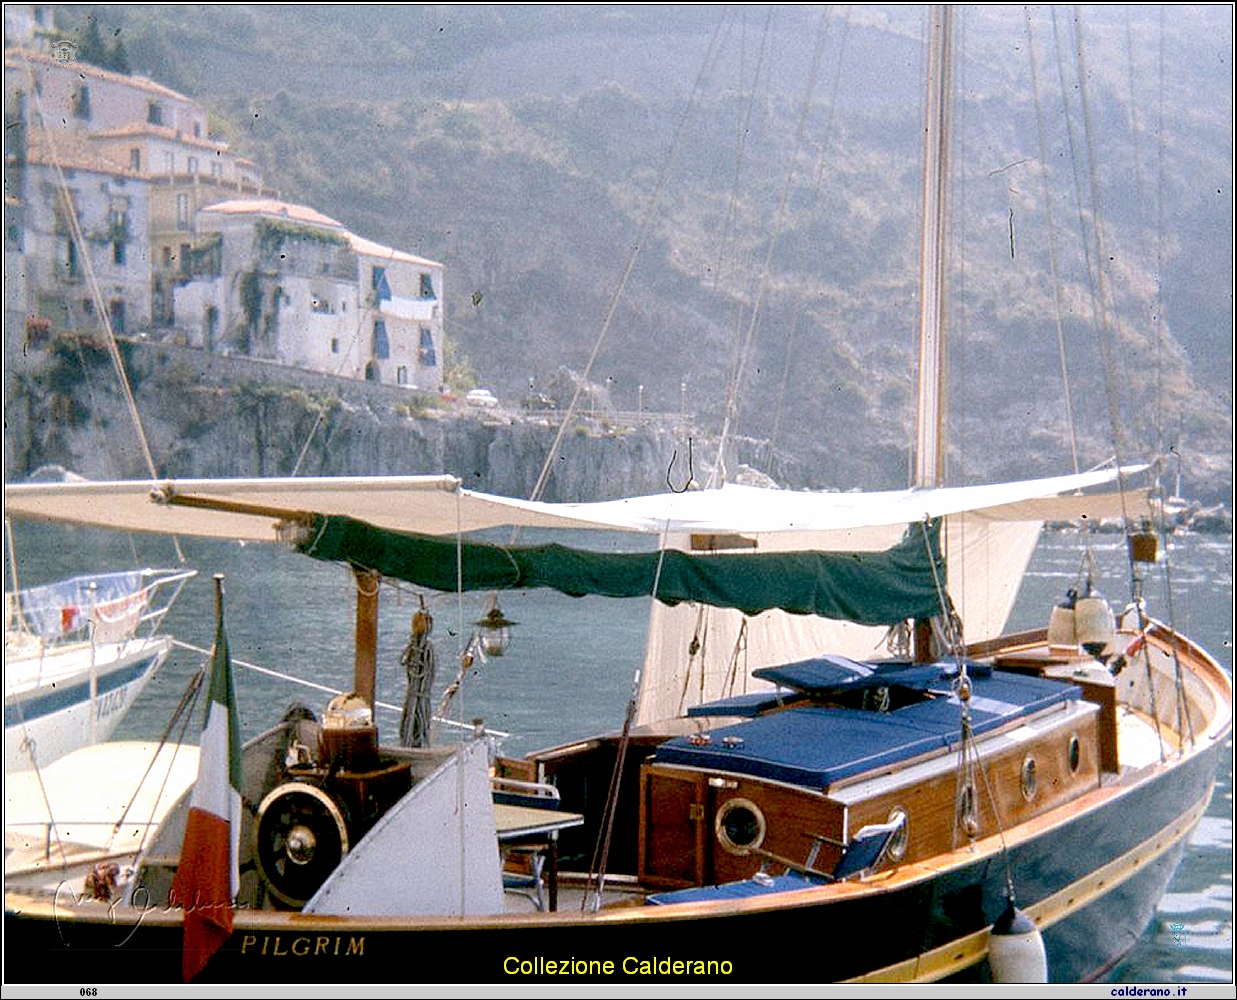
[66,238,79,278]
[73,85,91,119]
[418,327,436,367]
[210,161,222,180]
[130,148,141,172]
[397,366,408,385]
[419,272,434,299]
[193,122,201,138]
[371,266,391,302]
[187,156,198,175]
[330,338,339,354]
[176,193,190,230]
[372,320,390,359]
[164,152,175,174]
[148,101,164,125]
[112,240,125,265]
[162,246,173,268]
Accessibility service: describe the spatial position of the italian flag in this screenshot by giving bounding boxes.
[171,586,242,982]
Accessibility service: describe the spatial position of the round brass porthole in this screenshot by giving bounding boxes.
[715,797,766,855]
[1020,756,1038,801]
[1067,733,1082,775]
[886,807,909,862]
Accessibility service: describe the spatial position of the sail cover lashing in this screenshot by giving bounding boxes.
[295,514,946,625]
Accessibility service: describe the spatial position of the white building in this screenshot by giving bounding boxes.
[5,47,209,139]
[5,45,445,390]
[17,142,152,335]
[173,199,444,389]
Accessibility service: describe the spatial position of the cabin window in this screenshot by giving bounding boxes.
[715,797,766,855]
[1067,734,1082,775]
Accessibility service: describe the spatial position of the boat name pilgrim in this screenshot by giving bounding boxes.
[239,934,365,958]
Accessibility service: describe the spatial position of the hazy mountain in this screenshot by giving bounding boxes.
[53,4,1233,498]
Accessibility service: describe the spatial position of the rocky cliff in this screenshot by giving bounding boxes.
[3,337,772,503]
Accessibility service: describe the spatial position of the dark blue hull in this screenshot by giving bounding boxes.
[5,732,1223,984]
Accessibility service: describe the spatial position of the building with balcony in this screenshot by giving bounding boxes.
[172,199,444,390]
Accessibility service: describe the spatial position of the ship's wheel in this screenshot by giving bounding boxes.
[254,781,350,908]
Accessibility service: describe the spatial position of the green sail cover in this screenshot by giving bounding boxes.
[298,514,944,625]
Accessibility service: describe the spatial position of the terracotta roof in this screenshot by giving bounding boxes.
[347,232,441,269]
[5,47,197,104]
[199,199,344,229]
[26,128,143,179]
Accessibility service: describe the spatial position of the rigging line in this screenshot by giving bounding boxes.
[169,639,507,737]
[769,8,853,461]
[1152,5,1168,461]
[711,6,832,488]
[26,73,159,485]
[527,11,731,507]
[118,665,204,857]
[24,66,186,566]
[5,517,30,634]
[289,269,375,477]
[586,529,671,911]
[1023,8,1082,476]
[1070,7,1136,524]
[711,4,772,293]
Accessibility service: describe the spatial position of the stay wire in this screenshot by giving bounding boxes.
[528,10,731,507]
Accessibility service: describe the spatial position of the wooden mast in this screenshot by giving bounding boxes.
[914,5,954,660]
[353,567,380,710]
[915,3,953,490]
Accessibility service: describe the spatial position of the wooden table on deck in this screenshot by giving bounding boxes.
[493,804,585,912]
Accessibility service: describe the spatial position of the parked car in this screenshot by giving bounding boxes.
[465,388,500,408]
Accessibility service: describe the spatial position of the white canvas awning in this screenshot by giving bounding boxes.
[3,467,1150,544]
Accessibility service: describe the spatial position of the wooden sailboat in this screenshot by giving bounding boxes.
[3,6,1231,985]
